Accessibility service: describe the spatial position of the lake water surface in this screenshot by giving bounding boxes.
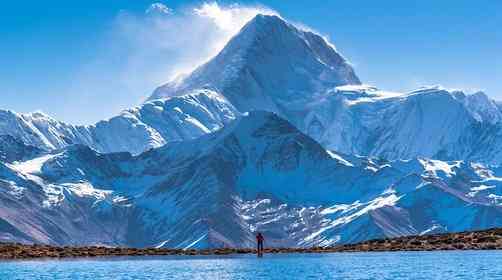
[1,251,501,279]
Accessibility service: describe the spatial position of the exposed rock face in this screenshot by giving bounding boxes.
[0,135,43,163]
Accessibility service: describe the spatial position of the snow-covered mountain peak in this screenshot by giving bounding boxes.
[463,91,502,124]
[0,89,239,156]
[223,14,359,78]
[149,14,360,111]
[238,14,287,34]
[25,111,52,120]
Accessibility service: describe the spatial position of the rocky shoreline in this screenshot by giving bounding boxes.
[2,228,502,260]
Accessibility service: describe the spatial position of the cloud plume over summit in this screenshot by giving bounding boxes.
[74,3,276,115]
[66,2,276,124]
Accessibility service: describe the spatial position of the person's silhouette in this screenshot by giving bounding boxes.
[256,232,264,257]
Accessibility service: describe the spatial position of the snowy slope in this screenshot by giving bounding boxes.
[0,90,239,155]
[309,85,502,163]
[1,112,502,248]
[150,15,361,116]
[148,15,502,164]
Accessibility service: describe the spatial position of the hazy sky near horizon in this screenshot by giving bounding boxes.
[1,0,500,124]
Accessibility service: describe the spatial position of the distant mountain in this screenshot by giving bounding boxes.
[1,112,502,248]
[0,90,238,155]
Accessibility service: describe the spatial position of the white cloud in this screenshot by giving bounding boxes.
[146,3,172,15]
[93,2,276,89]
[194,2,275,32]
[65,2,277,124]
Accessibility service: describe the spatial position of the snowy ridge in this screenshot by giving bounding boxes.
[1,112,502,248]
[150,15,360,115]
[316,86,502,163]
[0,89,239,155]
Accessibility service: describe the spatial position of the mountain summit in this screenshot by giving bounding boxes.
[149,14,361,113]
[2,15,502,164]
[148,15,502,164]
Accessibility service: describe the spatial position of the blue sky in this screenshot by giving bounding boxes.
[1,0,500,124]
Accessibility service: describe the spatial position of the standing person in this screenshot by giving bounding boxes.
[256,232,265,257]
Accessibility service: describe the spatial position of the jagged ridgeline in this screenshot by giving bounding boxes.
[1,15,502,249]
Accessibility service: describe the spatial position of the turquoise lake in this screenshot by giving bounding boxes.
[1,251,501,279]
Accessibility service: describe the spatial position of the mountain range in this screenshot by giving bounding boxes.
[1,14,501,248]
